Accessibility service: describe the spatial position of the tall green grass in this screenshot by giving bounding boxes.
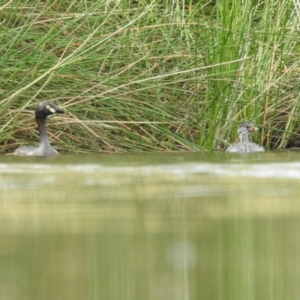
[0,0,299,153]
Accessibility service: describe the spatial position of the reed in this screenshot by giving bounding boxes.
[0,0,299,153]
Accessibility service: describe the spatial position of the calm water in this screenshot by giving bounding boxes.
[1,151,300,300]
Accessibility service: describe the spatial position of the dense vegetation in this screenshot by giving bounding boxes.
[0,0,299,153]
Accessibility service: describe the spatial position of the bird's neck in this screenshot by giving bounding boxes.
[240,133,249,143]
[36,116,51,146]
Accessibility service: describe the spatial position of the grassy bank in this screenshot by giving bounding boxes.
[0,0,299,153]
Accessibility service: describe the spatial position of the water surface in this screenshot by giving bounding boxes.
[1,151,300,300]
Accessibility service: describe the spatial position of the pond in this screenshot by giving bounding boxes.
[1,151,300,300]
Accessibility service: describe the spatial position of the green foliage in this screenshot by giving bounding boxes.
[0,0,299,153]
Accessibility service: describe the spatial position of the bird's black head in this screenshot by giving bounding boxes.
[35,101,65,119]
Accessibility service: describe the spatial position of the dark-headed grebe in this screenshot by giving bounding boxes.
[226,121,264,153]
[14,101,65,156]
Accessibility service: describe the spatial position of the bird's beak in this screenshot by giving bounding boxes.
[249,126,259,132]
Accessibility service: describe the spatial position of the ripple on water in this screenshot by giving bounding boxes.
[0,162,300,179]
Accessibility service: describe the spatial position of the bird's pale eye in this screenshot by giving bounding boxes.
[46,105,56,113]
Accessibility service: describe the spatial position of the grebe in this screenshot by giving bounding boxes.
[226,122,264,153]
[14,101,65,156]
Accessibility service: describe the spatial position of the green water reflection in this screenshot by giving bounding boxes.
[1,152,300,300]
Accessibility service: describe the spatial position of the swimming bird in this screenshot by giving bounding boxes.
[226,121,265,153]
[14,101,65,156]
